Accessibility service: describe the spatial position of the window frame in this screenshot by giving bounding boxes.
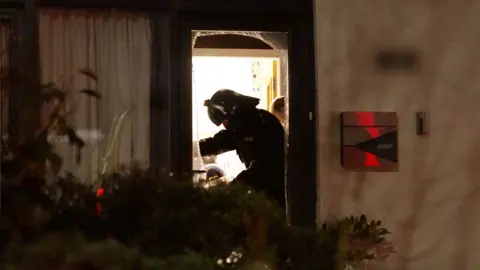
[0,7,26,137]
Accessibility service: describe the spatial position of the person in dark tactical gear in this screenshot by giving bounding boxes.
[199,89,286,208]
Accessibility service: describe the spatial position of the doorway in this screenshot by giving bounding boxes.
[192,48,284,183]
[177,13,317,226]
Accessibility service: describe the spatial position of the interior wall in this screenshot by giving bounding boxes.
[315,0,480,269]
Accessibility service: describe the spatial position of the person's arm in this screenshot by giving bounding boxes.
[199,129,236,157]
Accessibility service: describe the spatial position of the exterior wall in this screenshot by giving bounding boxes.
[314,0,480,269]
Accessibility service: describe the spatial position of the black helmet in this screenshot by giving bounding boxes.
[204,89,260,126]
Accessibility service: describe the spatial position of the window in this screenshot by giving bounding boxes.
[38,9,151,182]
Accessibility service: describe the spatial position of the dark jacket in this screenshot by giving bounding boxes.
[199,107,285,207]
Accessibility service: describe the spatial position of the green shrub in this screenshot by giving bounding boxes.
[0,166,394,270]
[97,168,280,260]
[1,232,217,270]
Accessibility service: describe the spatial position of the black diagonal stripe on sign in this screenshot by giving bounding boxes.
[354,130,398,163]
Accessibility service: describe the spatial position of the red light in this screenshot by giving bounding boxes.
[355,112,381,167]
[96,188,104,215]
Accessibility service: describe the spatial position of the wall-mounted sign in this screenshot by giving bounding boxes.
[340,112,398,172]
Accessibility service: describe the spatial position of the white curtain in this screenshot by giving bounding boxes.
[38,9,151,183]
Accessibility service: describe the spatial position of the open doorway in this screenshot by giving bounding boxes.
[193,49,283,182]
[191,33,288,186]
[177,16,317,226]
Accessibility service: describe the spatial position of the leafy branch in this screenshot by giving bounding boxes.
[1,67,101,179]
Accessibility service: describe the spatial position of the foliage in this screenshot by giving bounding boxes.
[97,167,280,260]
[0,67,394,270]
[269,215,394,270]
[322,215,394,270]
[2,232,217,270]
[0,67,101,246]
[1,67,101,178]
[0,164,394,269]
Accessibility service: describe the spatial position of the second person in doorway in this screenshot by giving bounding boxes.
[270,96,286,127]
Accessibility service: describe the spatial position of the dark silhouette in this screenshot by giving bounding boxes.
[199,89,286,208]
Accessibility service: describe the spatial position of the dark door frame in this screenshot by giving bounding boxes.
[175,11,317,227]
[0,4,39,137]
[0,8,21,136]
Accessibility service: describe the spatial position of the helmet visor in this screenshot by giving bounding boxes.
[207,107,225,126]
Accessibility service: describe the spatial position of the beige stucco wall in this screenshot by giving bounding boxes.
[314,0,480,269]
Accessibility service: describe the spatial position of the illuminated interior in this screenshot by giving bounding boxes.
[192,51,280,182]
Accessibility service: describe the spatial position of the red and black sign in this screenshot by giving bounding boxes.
[340,112,398,171]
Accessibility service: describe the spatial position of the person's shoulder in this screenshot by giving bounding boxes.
[256,109,284,129]
[257,108,280,121]
[256,108,276,118]
[231,108,280,127]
